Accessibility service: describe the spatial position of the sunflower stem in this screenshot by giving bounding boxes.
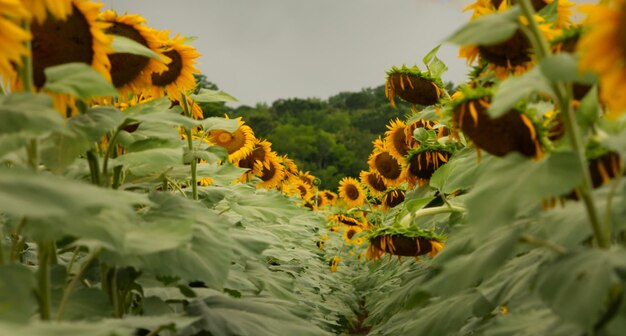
[87,150,101,186]
[519,0,610,248]
[102,128,122,188]
[399,204,466,227]
[181,95,198,200]
[520,233,567,255]
[37,241,52,320]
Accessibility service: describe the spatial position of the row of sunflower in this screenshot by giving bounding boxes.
[325,0,626,334]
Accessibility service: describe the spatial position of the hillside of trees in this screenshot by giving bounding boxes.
[197,75,417,189]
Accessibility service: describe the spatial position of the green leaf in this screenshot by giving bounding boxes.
[199,117,240,132]
[111,35,161,60]
[539,53,597,85]
[481,308,584,336]
[447,6,520,46]
[190,89,238,103]
[0,264,37,323]
[123,97,171,119]
[537,248,626,329]
[43,63,118,99]
[422,45,441,68]
[182,292,330,336]
[430,148,479,194]
[465,152,582,236]
[0,93,64,136]
[226,187,307,222]
[52,288,112,321]
[115,147,183,176]
[183,146,227,165]
[488,67,554,118]
[577,85,600,128]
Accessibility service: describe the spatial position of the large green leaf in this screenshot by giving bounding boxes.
[43,63,118,99]
[190,89,238,104]
[465,152,582,236]
[110,35,161,60]
[114,147,183,177]
[539,53,597,85]
[537,248,626,330]
[182,292,330,336]
[226,186,307,222]
[430,148,479,194]
[447,6,520,46]
[481,308,584,336]
[488,67,554,118]
[0,264,37,323]
[0,93,64,136]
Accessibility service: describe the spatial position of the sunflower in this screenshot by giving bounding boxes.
[366,226,446,260]
[320,190,338,206]
[150,30,200,102]
[385,65,445,108]
[343,226,363,244]
[253,152,286,189]
[578,0,626,118]
[99,10,170,98]
[285,179,313,201]
[329,256,341,272]
[588,152,622,188]
[0,0,31,81]
[381,188,406,211]
[18,0,112,116]
[460,0,561,79]
[384,119,410,162]
[451,86,542,158]
[22,0,73,24]
[207,118,256,163]
[338,177,366,208]
[404,119,442,148]
[405,146,453,187]
[368,148,406,187]
[236,138,272,171]
[359,170,387,197]
[328,213,365,227]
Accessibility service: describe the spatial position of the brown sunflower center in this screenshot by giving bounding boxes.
[374,152,402,179]
[366,173,387,192]
[391,129,409,156]
[344,184,360,201]
[105,22,150,88]
[478,30,532,67]
[260,162,277,181]
[346,229,357,240]
[491,0,546,11]
[297,185,308,198]
[237,145,267,169]
[31,4,93,88]
[152,49,183,86]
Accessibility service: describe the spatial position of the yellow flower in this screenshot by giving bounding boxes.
[367,144,406,187]
[98,10,171,99]
[359,170,387,197]
[343,226,363,244]
[253,152,286,189]
[578,0,626,118]
[338,177,366,208]
[150,30,200,102]
[0,0,31,81]
[384,119,410,162]
[207,118,256,163]
[22,0,73,24]
[329,256,341,272]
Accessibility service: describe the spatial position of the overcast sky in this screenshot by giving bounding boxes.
[103,0,590,106]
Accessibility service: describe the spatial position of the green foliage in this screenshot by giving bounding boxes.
[447,6,521,46]
[43,63,118,99]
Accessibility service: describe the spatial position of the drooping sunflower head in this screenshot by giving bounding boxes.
[99,10,170,98]
[368,148,406,187]
[405,146,453,187]
[366,226,446,260]
[384,118,410,162]
[150,30,200,102]
[385,65,445,107]
[452,86,543,159]
[404,118,440,148]
[381,188,406,211]
[208,118,256,163]
[578,1,626,118]
[359,170,387,197]
[0,0,31,81]
[338,177,366,208]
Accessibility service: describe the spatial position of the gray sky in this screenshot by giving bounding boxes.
[103,0,588,106]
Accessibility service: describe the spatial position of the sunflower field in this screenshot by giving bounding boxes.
[2,0,626,335]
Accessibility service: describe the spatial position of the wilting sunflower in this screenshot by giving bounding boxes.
[366,226,446,260]
[460,0,560,79]
[20,0,112,116]
[405,146,453,187]
[150,30,200,102]
[253,152,286,189]
[578,0,626,118]
[338,177,366,208]
[359,170,387,197]
[385,65,445,108]
[384,119,410,162]
[368,147,406,187]
[22,0,73,24]
[451,86,542,158]
[207,118,256,163]
[99,10,170,98]
[588,151,622,188]
[343,226,363,244]
[381,188,406,211]
[0,0,31,81]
